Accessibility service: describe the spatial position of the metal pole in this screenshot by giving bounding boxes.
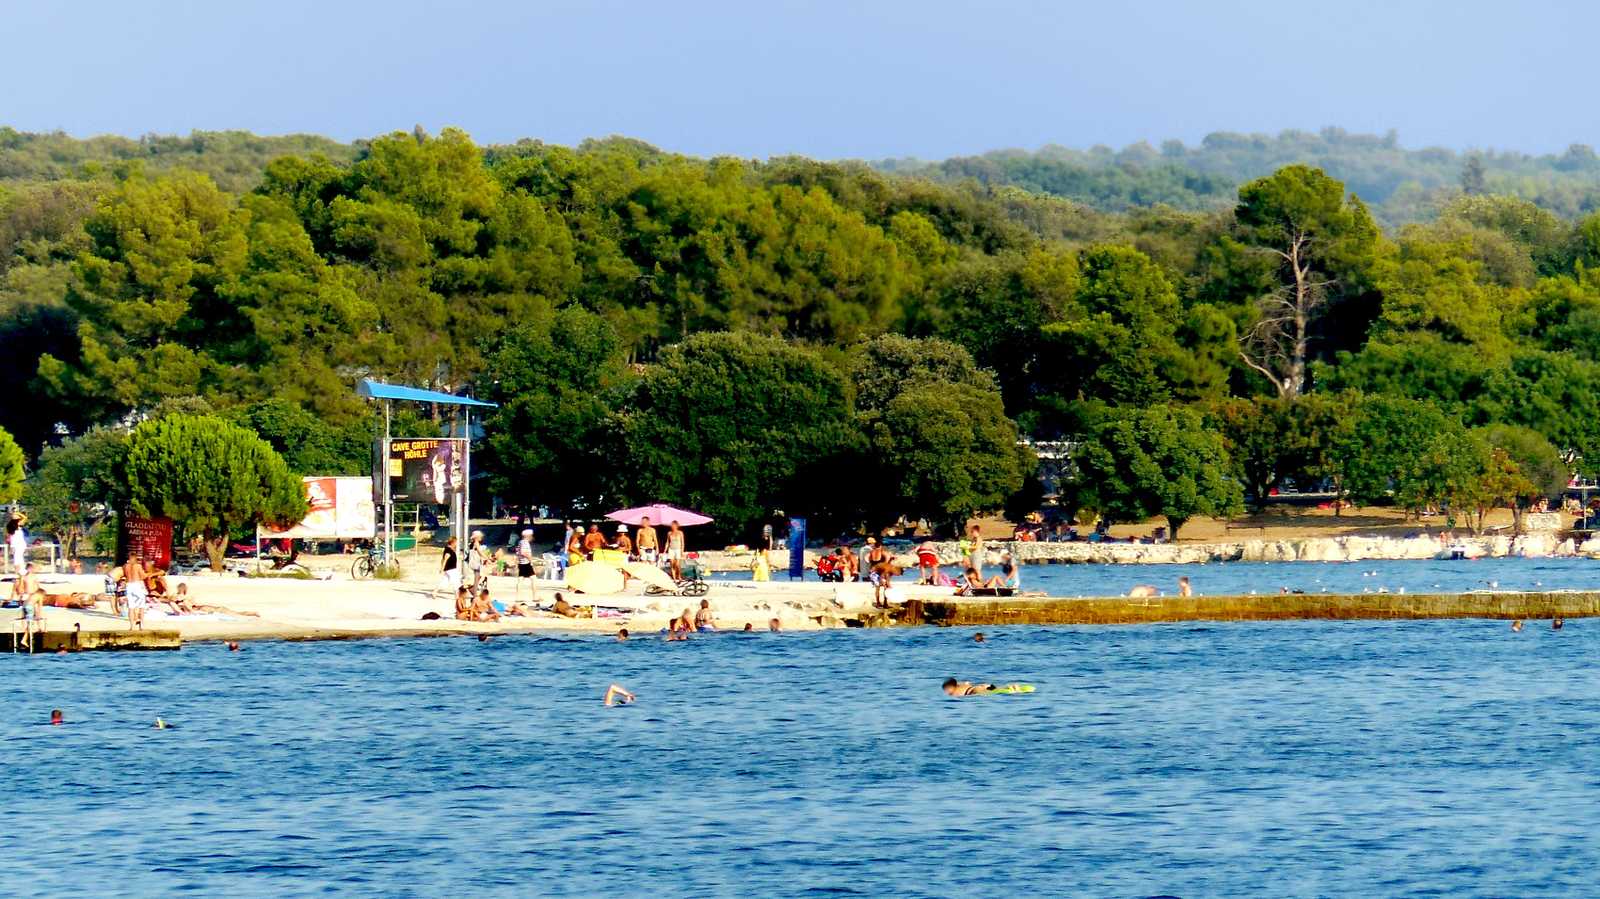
[384,399,392,568]
[462,408,472,553]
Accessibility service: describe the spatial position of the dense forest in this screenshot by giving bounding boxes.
[877,127,1600,226]
[6,125,1600,542]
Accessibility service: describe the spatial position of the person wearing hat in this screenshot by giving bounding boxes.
[614,524,632,558]
[6,512,27,575]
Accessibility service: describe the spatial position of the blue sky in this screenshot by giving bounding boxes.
[5,0,1594,159]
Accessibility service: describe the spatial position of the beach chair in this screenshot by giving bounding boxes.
[540,553,565,581]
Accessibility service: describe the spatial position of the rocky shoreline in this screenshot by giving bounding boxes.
[916,532,1593,566]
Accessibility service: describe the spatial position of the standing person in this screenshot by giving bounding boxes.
[666,521,686,580]
[762,521,774,552]
[465,531,488,596]
[614,525,633,558]
[583,524,605,559]
[566,527,585,567]
[866,538,889,604]
[7,512,27,575]
[13,562,40,643]
[965,523,985,579]
[636,517,659,564]
[515,529,536,598]
[124,554,148,631]
[433,537,460,600]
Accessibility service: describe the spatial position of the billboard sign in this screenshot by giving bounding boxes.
[388,438,466,505]
[261,477,377,539]
[121,514,174,570]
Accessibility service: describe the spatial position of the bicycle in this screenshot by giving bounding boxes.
[351,544,401,580]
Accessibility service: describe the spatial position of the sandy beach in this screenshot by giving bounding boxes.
[19,557,939,643]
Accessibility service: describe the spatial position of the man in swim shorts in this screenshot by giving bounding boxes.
[635,517,658,563]
[123,554,148,631]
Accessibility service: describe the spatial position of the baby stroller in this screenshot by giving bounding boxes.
[648,554,709,597]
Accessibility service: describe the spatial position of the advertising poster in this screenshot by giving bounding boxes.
[121,514,174,570]
[388,438,466,505]
[787,517,807,580]
[261,477,377,539]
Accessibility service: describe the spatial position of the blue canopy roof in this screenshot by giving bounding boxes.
[357,379,497,408]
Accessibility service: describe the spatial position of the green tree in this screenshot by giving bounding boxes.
[852,335,1029,529]
[478,305,632,514]
[1234,165,1384,397]
[1040,245,1196,406]
[122,414,307,570]
[0,426,23,503]
[1071,405,1243,539]
[1473,424,1567,531]
[620,333,856,538]
[20,428,128,557]
[229,398,373,476]
[1328,395,1471,515]
[40,171,249,419]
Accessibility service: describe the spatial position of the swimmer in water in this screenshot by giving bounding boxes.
[50,709,63,726]
[1177,576,1192,597]
[226,641,241,652]
[617,628,629,641]
[942,678,1020,697]
[1511,619,1524,632]
[973,632,986,643]
[603,684,635,706]
[1553,618,1565,630]
[1127,584,1160,598]
[153,717,174,729]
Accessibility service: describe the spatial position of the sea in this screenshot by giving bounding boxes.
[6,556,1599,896]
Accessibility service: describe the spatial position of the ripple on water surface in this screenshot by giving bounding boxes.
[4,616,1599,897]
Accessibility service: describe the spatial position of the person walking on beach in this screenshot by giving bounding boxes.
[666,521,686,580]
[636,517,658,563]
[434,537,460,600]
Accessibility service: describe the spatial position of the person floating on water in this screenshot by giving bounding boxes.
[942,678,1034,697]
[603,684,635,706]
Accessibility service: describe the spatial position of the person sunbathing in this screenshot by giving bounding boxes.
[145,569,171,599]
[167,584,260,617]
[471,588,501,622]
[954,567,1004,595]
[42,592,100,609]
[552,593,577,618]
